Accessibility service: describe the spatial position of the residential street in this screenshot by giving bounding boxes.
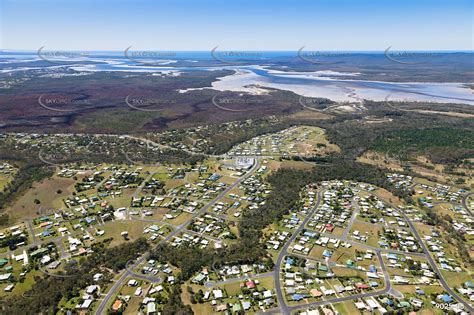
[95,158,261,315]
[274,191,322,315]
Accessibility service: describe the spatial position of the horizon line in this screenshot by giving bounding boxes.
[2,49,474,53]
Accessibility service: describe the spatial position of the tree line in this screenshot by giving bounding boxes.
[1,238,150,314]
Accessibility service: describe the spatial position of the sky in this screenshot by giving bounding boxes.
[1,0,473,51]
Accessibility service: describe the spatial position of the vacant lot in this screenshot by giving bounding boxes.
[96,219,150,247]
[6,175,76,223]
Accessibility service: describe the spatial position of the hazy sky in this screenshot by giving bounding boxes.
[1,0,473,51]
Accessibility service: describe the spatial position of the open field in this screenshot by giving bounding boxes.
[95,219,151,246]
[5,175,76,223]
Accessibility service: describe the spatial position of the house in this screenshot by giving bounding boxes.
[393,276,409,284]
[215,304,227,312]
[415,288,425,295]
[232,303,242,313]
[310,289,322,297]
[146,302,157,315]
[410,298,423,308]
[334,285,345,293]
[192,273,206,284]
[366,299,378,310]
[325,224,334,232]
[321,286,335,296]
[321,307,334,315]
[93,273,103,281]
[48,261,61,269]
[149,285,163,294]
[41,255,51,265]
[134,287,142,296]
[0,273,12,281]
[4,284,14,292]
[128,279,138,286]
[86,285,99,295]
[242,301,251,310]
[213,289,223,299]
[356,283,369,290]
[112,300,123,312]
[438,294,453,303]
[354,301,366,309]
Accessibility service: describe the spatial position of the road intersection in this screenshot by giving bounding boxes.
[274,191,322,314]
[269,186,473,314]
[95,158,261,314]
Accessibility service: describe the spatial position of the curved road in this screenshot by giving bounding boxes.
[286,250,391,313]
[95,158,260,314]
[272,191,392,314]
[272,186,474,314]
[274,191,322,314]
[394,207,474,313]
[361,188,473,313]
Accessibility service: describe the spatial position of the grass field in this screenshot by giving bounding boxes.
[0,267,42,298]
[333,300,363,315]
[222,280,242,296]
[349,221,384,248]
[168,212,193,226]
[331,267,366,278]
[106,190,135,209]
[5,175,76,223]
[440,270,472,288]
[95,219,150,246]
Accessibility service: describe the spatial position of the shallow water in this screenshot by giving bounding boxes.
[2,53,473,105]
